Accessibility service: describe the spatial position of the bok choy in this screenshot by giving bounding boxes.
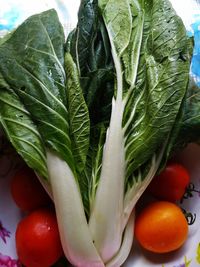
[0,0,193,266]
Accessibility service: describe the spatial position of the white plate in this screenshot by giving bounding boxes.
[1,138,200,266]
[126,144,200,267]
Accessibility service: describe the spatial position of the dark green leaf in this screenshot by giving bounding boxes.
[0,9,75,172]
[67,0,114,126]
[173,78,200,149]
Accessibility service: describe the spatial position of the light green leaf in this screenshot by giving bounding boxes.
[99,0,132,56]
[65,53,90,173]
[88,125,106,210]
[0,88,47,178]
[122,0,144,87]
[123,0,192,178]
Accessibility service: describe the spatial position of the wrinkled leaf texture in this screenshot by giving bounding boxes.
[98,0,193,185]
[0,10,90,211]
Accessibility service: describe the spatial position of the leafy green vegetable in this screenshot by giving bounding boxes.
[0,88,47,178]
[88,0,192,261]
[0,1,194,266]
[0,9,74,170]
[0,10,104,267]
[67,0,114,213]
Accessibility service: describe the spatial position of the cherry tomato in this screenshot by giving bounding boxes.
[147,163,190,202]
[16,208,63,267]
[135,201,188,253]
[11,166,51,211]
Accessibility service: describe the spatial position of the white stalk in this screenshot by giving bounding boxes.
[89,96,125,263]
[106,211,135,267]
[89,26,126,262]
[88,1,144,262]
[47,151,104,267]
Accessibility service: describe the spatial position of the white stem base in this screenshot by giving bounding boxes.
[106,211,135,267]
[47,151,104,267]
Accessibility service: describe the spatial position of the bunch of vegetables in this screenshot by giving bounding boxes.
[0,0,199,266]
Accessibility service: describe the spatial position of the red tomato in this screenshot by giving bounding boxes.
[16,208,63,267]
[147,163,190,202]
[11,166,51,211]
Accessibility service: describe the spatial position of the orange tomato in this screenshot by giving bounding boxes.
[135,201,188,253]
